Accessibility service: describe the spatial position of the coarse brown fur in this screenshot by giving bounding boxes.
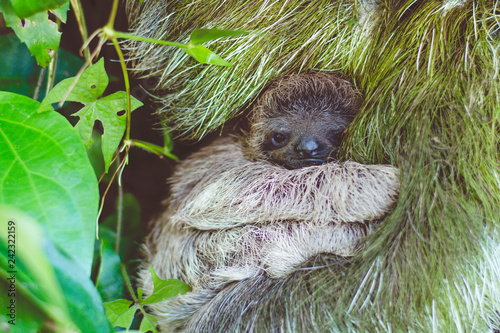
[138,74,399,332]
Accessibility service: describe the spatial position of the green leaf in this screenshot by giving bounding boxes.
[38,58,108,110]
[137,288,143,300]
[86,131,111,180]
[0,92,99,276]
[10,0,69,18]
[52,2,70,24]
[163,129,174,152]
[183,43,231,66]
[141,266,192,305]
[46,233,115,333]
[85,91,143,170]
[139,313,158,333]
[0,34,84,99]
[38,58,143,172]
[104,299,138,329]
[0,284,45,332]
[0,207,74,331]
[190,28,250,45]
[0,1,61,67]
[0,34,39,95]
[131,139,178,160]
[96,239,124,302]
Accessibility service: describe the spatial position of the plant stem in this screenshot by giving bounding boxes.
[113,31,187,49]
[110,36,132,141]
[121,264,138,303]
[115,157,123,254]
[70,0,91,62]
[33,67,46,101]
[107,0,120,28]
[46,49,58,93]
[129,139,178,160]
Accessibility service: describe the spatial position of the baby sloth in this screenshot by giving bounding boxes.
[246,72,361,169]
[138,73,400,332]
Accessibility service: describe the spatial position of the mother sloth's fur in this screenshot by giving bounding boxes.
[127,0,500,332]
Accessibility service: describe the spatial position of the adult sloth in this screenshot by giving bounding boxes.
[126,0,500,331]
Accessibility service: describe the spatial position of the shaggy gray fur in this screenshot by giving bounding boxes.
[138,137,399,331]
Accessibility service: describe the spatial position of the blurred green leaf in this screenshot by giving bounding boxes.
[10,0,68,18]
[163,129,174,152]
[190,28,250,45]
[0,34,84,99]
[96,239,124,302]
[0,1,62,67]
[0,92,99,276]
[46,233,114,332]
[0,34,39,95]
[0,282,46,332]
[0,207,74,331]
[86,131,111,180]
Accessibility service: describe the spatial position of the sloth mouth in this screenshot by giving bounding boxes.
[276,158,329,169]
[299,158,327,166]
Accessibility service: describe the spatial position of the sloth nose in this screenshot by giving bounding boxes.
[295,137,323,157]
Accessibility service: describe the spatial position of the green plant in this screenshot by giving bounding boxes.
[0,0,247,331]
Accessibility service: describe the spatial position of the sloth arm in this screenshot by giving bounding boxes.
[167,137,400,231]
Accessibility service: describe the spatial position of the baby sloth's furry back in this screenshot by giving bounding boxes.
[139,137,399,332]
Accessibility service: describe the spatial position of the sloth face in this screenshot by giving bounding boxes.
[248,73,362,169]
[259,111,355,169]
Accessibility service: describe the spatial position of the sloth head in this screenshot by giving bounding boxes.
[247,72,362,169]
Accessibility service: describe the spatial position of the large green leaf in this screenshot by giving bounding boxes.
[46,233,114,332]
[0,92,99,276]
[0,207,113,332]
[0,208,74,331]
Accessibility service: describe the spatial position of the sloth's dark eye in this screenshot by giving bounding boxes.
[271,131,289,147]
[328,129,345,145]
